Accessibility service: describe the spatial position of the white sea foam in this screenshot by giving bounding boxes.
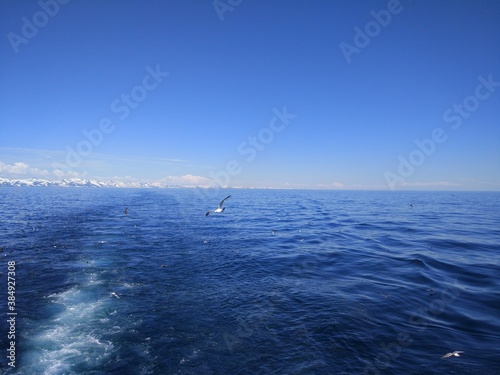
[20,279,116,374]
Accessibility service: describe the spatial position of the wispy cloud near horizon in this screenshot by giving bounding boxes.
[0,160,83,179]
[0,147,192,178]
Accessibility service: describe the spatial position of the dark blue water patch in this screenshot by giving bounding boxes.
[1,188,500,374]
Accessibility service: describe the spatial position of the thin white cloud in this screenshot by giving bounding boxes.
[0,161,30,175]
[85,153,190,165]
[284,181,378,190]
[159,174,213,187]
[0,147,65,158]
[400,181,460,188]
[314,182,345,189]
[0,147,188,163]
[52,169,84,179]
[0,160,84,179]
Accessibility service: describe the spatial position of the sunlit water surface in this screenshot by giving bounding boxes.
[0,188,499,374]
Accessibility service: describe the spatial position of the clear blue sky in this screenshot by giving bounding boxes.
[1,0,499,190]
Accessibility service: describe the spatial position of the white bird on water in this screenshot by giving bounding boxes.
[206,195,231,216]
[441,351,464,359]
[110,292,120,299]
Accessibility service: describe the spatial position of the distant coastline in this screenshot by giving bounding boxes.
[0,177,277,190]
[0,177,197,189]
[1,177,499,192]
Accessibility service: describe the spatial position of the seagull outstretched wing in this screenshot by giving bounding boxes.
[206,195,231,216]
[441,351,464,358]
[218,195,231,209]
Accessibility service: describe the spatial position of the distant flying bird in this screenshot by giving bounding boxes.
[441,351,464,359]
[110,292,120,299]
[206,195,231,216]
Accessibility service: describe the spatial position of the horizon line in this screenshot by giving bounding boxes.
[1,176,499,193]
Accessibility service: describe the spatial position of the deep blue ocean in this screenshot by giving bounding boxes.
[0,188,499,375]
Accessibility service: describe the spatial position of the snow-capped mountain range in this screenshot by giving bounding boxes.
[0,177,190,188]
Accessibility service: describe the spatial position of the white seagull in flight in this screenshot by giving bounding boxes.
[206,195,231,216]
[441,351,464,359]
